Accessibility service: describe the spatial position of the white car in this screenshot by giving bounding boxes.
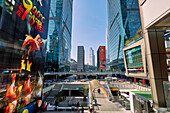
[70,79,75,82]
[64,79,69,82]
[80,79,89,82]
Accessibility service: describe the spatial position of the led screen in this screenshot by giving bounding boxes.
[0,0,50,112]
[125,46,144,73]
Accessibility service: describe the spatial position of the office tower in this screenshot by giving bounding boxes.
[70,59,77,72]
[46,0,73,72]
[107,0,142,70]
[97,46,106,72]
[77,46,85,72]
[90,48,95,66]
[106,28,110,69]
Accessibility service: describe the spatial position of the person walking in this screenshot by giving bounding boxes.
[43,101,47,111]
[77,101,80,112]
[81,106,84,113]
[98,89,100,94]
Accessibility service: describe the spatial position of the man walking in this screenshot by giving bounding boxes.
[98,89,100,94]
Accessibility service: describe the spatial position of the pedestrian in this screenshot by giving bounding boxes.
[43,101,47,111]
[98,89,100,94]
[77,101,80,112]
[81,106,84,113]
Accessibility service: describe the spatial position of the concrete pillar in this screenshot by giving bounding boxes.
[144,29,168,108]
[69,90,71,96]
[80,76,83,79]
[143,79,146,86]
[56,75,58,80]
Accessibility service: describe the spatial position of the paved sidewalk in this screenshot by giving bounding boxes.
[94,89,131,113]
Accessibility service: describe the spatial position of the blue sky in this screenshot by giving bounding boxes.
[71,0,108,65]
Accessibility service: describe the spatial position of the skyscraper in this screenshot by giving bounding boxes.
[107,0,142,70]
[97,46,106,72]
[46,0,73,72]
[77,46,85,72]
[90,48,95,66]
[106,28,110,69]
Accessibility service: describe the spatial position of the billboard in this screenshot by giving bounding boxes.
[125,46,144,73]
[0,0,50,112]
[100,46,106,69]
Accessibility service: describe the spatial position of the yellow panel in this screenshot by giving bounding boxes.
[110,88,118,91]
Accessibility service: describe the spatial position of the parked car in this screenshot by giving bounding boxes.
[64,79,69,82]
[45,80,52,82]
[69,79,75,82]
[118,79,126,82]
[80,79,89,82]
[100,79,105,81]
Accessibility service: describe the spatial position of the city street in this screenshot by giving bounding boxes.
[0,0,170,113]
[93,89,131,113]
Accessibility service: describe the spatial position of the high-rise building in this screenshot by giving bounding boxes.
[107,0,142,70]
[106,28,110,69]
[70,59,77,72]
[46,0,73,72]
[90,48,95,66]
[77,46,85,72]
[97,46,106,72]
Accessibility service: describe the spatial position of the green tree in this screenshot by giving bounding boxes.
[80,85,89,97]
[125,27,142,46]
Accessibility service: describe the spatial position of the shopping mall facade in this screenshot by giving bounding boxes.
[123,0,170,111]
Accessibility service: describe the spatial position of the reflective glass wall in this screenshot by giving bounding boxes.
[107,0,142,70]
[46,0,73,72]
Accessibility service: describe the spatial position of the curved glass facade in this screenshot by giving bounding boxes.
[107,0,141,70]
[46,0,73,72]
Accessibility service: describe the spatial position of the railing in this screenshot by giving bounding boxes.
[109,82,151,91]
[43,84,55,94]
[47,106,88,111]
[110,83,134,89]
[105,80,114,101]
[132,84,151,91]
[45,71,125,75]
[58,101,88,107]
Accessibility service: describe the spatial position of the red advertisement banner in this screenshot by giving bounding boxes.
[100,46,106,69]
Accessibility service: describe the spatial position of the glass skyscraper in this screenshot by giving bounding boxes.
[107,0,141,70]
[46,0,73,72]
